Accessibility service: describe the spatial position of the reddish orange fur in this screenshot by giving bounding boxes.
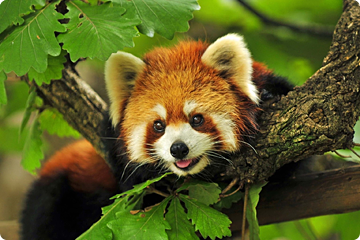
[121,41,258,156]
[40,140,116,193]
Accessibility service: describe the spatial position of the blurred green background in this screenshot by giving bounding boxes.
[1,0,360,239]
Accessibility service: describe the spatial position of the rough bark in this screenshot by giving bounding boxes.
[227,0,360,184]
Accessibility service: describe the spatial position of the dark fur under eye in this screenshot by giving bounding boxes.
[191,114,204,127]
[153,120,166,133]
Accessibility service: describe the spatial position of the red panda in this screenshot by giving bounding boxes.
[20,34,292,240]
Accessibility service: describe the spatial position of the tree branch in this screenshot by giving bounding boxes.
[23,67,110,161]
[225,165,360,230]
[235,0,334,37]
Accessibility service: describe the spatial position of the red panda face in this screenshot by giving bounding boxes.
[105,34,259,176]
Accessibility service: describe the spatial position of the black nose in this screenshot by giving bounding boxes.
[170,141,189,159]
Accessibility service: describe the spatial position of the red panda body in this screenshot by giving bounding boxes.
[21,34,293,240]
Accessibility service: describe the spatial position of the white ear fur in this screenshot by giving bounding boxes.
[105,52,145,126]
[201,34,259,104]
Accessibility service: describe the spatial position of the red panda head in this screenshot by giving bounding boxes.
[105,34,259,176]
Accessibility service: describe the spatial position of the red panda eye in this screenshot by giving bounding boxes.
[191,114,204,127]
[153,120,166,133]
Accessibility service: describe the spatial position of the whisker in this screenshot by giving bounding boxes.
[239,140,258,154]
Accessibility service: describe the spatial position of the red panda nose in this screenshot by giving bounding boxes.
[170,141,189,159]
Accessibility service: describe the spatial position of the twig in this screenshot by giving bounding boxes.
[334,150,351,158]
[220,182,243,198]
[350,148,360,159]
[242,185,249,240]
[235,0,333,37]
[147,185,170,198]
[221,177,240,195]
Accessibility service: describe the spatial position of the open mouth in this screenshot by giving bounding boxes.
[174,156,202,170]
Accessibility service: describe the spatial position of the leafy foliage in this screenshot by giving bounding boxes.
[77,175,234,240]
[114,0,200,39]
[0,0,66,76]
[28,53,66,85]
[0,0,47,33]
[58,0,141,62]
[165,197,199,240]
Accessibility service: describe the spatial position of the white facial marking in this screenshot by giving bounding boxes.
[153,104,167,119]
[183,100,197,116]
[154,123,213,176]
[127,123,148,163]
[210,113,238,151]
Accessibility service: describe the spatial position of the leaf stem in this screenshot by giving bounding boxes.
[242,185,249,240]
[147,185,170,198]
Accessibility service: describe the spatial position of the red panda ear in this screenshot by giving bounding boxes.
[105,52,145,126]
[201,34,259,104]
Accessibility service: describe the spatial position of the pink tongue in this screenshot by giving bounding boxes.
[175,159,192,168]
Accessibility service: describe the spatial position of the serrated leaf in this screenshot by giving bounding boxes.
[21,115,44,174]
[28,52,66,85]
[179,194,231,240]
[38,108,81,138]
[111,172,172,200]
[0,1,66,76]
[166,197,199,240]
[108,197,171,240]
[0,71,7,105]
[0,0,47,33]
[77,192,145,240]
[177,179,221,206]
[19,86,37,135]
[58,0,140,62]
[246,182,267,240]
[114,0,200,39]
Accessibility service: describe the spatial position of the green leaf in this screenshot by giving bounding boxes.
[38,108,81,138]
[19,86,37,135]
[0,1,66,76]
[180,194,231,240]
[114,0,200,39]
[21,115,44,174]
[0,71,7,105]
[77,192,145,240]
[111,172,172,200]
[28,52,66,85]
[177,179,221,206]
[246,182,267,240]
[166,197,199,240]
[58,0,141,62]
[108,197,171,240]
[0,0,47,34]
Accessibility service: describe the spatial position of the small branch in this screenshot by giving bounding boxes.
[241,185,249,239]
[334,150,351,158]
[350,148,360,159]
[220,177,239,195]
[235,0,334,37]
[147,185,170,198]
